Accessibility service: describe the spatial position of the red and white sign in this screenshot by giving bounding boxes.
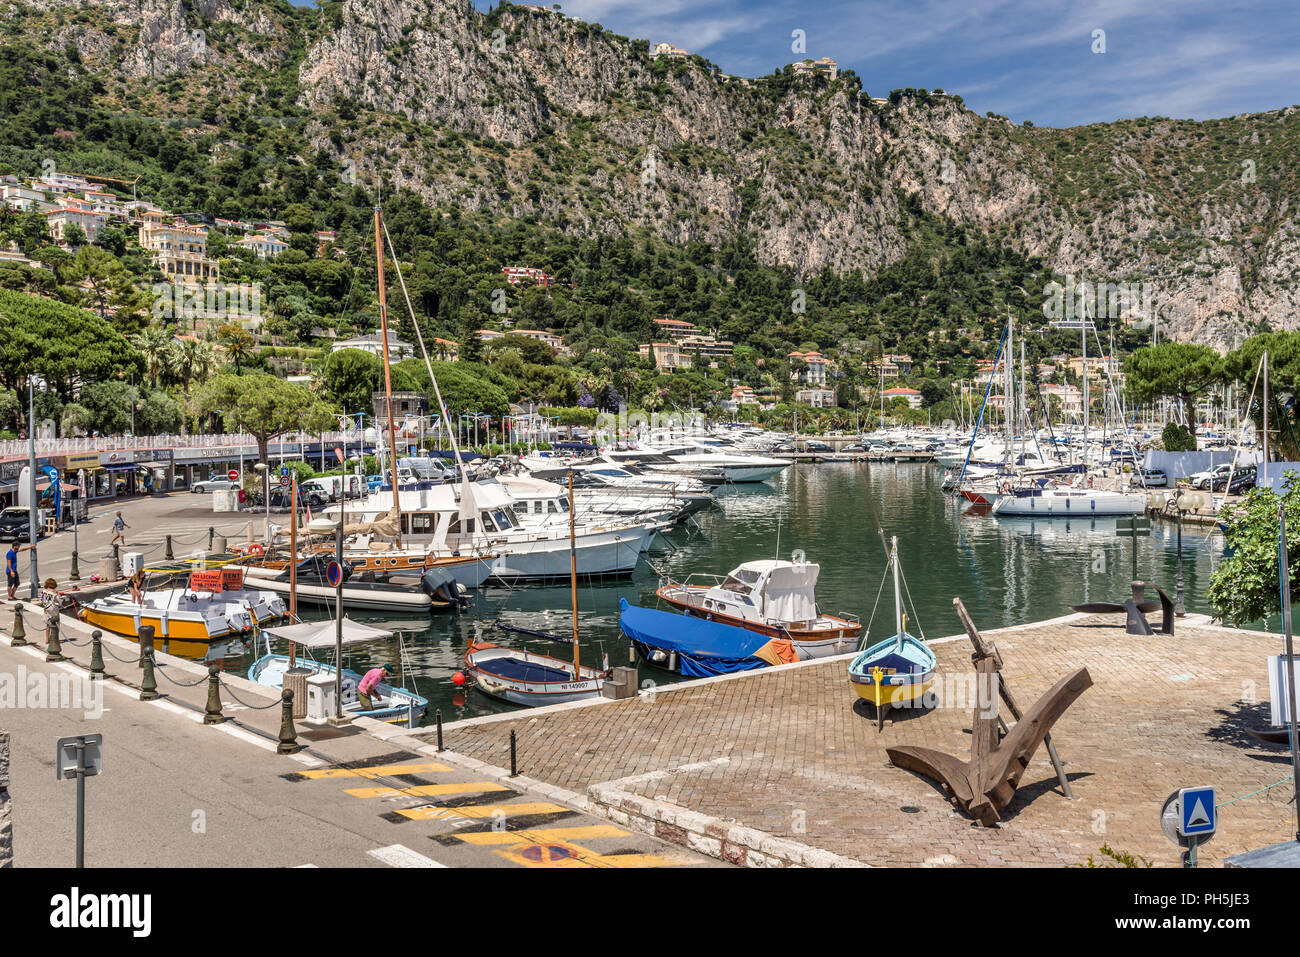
[227,469,239,481]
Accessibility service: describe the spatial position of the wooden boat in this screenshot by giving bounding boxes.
[620,598,797,677]
[848,537,936,729]
[656,558,859,656]
[236,554,465,612]
[249,618,427,726]
[464,472,609,706]
[77,567,286,660]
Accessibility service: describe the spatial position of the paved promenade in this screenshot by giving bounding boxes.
[0,604,717,868]
[423,611,1295,867]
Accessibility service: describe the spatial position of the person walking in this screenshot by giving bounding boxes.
[36,578,59,644]
[110,511,129,546]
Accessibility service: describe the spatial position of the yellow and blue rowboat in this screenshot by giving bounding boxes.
[848,631,935,729]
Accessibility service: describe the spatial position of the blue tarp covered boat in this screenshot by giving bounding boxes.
[619,598,797,677]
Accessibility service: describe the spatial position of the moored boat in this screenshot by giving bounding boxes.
[620,598,798,676]
[656,558,859,656]
[847,537,936,729]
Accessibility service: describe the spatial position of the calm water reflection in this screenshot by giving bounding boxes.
[229,461,1229,724]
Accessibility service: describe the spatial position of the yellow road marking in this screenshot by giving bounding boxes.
[490,839,679,869]
[345,782,509,799]
[297,761,451,780]
[453,825,628,845]
[396,801,567,822]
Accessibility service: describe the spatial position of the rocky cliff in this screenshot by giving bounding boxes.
[5,0,1298,347]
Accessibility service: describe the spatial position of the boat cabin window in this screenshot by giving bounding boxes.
[557,498,569,512]
[479,511,497,532]
[720,568,761,596]
[492,508,514,530]
[547,500,557,513]
[513,502,528,516]
[533,500,543,514]
[447,518,475,535]
[410,513,435,534]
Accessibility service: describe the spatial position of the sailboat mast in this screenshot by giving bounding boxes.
[289,471,297,667]
[569,470,580,676]
[1081,290,1089,466]
[891,535,902,638]
[374,205,403,549]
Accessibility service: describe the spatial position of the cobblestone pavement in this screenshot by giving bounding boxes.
[431,613,1296,866]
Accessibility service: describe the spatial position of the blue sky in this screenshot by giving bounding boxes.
[299,1,1300,128]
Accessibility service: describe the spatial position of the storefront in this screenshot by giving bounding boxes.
[0,460,20,507]
[173,443,257,490]
[59,452,105,502]
[100,449,138,498]
[136,448,175,493]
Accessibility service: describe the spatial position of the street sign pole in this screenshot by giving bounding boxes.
[1279,504,1300,843]
[57,734,102,868]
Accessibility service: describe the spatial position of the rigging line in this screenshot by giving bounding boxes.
[381,217,465,473]
[862,564,890,648]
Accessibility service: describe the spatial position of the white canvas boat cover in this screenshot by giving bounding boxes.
[760,563,820,622]
[261,617,393,648]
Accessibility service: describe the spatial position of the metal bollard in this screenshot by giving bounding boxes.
[139,652,159,701]
[10,603,26,646]
[112,542,120,567]
[435,709,444,751]
[165,534,174,560]
[45,615,64,662]
[203,665,224,724]
[509,729,517,776]
[208,526,214,549]
[277,689,300,754]
[69,549,80,581]
[137,624,155,668]
[88,630,105,679]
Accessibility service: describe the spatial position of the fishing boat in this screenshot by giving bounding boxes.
[656,558,859,657]
[248,618,427,726]
[238,553,466,612]
[463,472,610,706]
[620,598,798,676]
[848,537,936,729]
[77,567,286,660]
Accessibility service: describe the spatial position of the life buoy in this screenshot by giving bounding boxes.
[248,543,264,556]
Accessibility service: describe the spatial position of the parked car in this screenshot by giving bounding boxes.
[1190,463,1236,490]
[267,488,325,511]
[1131,467,1168,488]
[1211,466,1256,493]
[0,506,45,541]
[191,478,241,493]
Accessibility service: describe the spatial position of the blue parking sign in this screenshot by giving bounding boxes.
[1178,786,1216,837]
[280,465,290,477]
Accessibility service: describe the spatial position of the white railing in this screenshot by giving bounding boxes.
[0,431,360,460]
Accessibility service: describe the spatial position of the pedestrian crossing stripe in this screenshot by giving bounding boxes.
[396,801,569,822]
[490,839,679,869]
[453,825,628,845]
[296,761,452,780]
[344,781,510,799]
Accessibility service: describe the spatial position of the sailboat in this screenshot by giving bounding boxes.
[847,536,937,729]
[463,472,610,706]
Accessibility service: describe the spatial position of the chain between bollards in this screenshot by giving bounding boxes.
[203,665,224,724]
[10,603,26,646]
[88,629,105,679]
[277,689,300,754]
[45,615,65,663]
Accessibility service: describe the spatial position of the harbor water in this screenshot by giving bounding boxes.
[230,461,1230,724]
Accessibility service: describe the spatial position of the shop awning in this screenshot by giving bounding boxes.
[104,465,136,473]
[136,461,171,470]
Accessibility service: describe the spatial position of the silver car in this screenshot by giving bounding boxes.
[191,479,241,493]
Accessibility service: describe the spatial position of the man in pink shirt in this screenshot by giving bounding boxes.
[357,665,391,710]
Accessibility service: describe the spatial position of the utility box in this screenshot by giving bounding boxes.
[121,551,144,577]
[212,490,238,512]
[305,672,336,724]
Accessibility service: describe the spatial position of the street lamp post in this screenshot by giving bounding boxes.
[26,376,39,598]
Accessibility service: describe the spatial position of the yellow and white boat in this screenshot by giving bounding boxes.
[79,569,286,660]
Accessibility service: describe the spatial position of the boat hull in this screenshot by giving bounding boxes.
[990,492,1146,516]
[78,606,245,659]
[464,642,606,706]
[249,654,426,726]
[656,584,860,652]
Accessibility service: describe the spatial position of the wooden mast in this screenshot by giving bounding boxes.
[569,470,580,677]
[374,205,403,548]
[289,472,297,667]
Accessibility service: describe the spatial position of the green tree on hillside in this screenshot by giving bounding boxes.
[1123,343,1221,437]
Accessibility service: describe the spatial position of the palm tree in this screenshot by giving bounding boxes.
[132,327,173,389]
[168,337,216,392]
